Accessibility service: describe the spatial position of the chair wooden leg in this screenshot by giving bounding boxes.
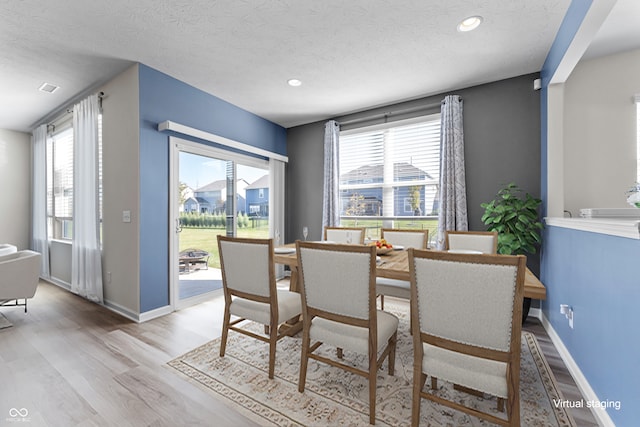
[220,307,231,357]
[430,376,437,390]
[264,325,270,335]
[268,322,278,379]
[298,325,310,393]
[498,397,504,412]
[368,348,377,425]
[388,332,397,375]
[337,347,343,359]
[380,294,385,310]
[412,371,426,427]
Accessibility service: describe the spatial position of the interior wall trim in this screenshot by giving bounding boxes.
[158,120,288,163]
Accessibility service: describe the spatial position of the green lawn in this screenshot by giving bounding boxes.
[179,218,438,269]
[180,226,269,269]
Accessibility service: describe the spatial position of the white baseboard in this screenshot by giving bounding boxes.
[539,311,616,427]
[102,299,141,322]
[138,304,173,323]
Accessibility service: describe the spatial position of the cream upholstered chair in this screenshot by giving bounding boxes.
[0,250,41,312]
[409,249,525,427]
[445,230,498,254]
[376,229,428,310]
[217,236,302,379]
[323,226,365,244]
[296,241,398,425]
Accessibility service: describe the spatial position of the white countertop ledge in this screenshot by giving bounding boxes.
[545,217,640,240]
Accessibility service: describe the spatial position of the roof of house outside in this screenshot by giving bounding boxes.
[246,174,269,189]
[340,162,433,182]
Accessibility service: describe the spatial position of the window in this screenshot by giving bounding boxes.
[46,115,103,241]
[338,115,441,237]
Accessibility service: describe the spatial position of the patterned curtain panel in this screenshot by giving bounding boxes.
[31,124,50,277]
[322,120,340,229]
[436,95,468,249]
[72,94,103,303]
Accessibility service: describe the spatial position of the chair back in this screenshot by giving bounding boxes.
[445,230,498,254]
[410,250,524,352]
[381,229,428,249]
[297,241,375,320]
[323,227,365,244]
[217,236,275,298]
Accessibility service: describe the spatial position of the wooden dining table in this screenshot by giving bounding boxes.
[273,243,546,301]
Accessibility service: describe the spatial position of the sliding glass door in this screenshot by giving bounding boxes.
[170,137,269,309]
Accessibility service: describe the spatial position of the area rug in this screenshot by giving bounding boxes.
[169,302,576,426]
[0,312,12,330]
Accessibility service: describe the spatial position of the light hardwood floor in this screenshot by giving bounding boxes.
[0,281,598,426]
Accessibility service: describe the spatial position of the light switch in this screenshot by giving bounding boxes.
[122,210,131,223]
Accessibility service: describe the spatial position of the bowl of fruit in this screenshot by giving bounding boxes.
[370,239,393,255]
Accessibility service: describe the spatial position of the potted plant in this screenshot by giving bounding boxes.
[481,183,543,323]
[481,183,543,255]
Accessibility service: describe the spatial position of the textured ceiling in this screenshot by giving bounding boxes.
[0,0,637,133]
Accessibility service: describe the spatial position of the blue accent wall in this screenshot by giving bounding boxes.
[542,227,640,425]
[540,2,637,424]
[138,64,286,312]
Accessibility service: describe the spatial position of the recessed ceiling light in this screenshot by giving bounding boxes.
[287,79,302,87]
[457,15,483,32]
[39,82,60,93]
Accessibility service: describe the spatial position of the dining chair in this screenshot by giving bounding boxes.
[217,236,302,379]
[323,226,366,244]
[296,241,398,425]
[376,229,428,310]
[445,230,498,254]
[409,249,525,427]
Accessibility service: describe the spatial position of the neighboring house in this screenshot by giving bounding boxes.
[185,179,249,214]
[339,162,437,216]
[179,185,195,213]
[245,174,269,217]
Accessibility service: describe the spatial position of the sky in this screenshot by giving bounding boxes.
[179,151,267,190]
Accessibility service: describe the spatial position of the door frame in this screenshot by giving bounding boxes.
[169,136,269,310]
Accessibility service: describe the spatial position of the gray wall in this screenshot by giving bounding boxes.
[286,73,541,273]
[0,129,31,250]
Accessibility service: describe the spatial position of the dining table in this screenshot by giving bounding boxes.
[273,243,546,301]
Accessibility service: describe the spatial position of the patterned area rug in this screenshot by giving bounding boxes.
[0,312,12,330]
[169,302,576,426]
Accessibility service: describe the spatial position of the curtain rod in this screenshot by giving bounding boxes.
[337,101,443,127]
[42,91,106,131]
[65,91,106,114]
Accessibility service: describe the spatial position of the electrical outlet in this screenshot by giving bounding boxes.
[568,308,574,329]
[560,304,573,328]
[106,271,112,283]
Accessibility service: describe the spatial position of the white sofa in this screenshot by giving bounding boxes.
[0,243,17,257]
[0,250,41,312]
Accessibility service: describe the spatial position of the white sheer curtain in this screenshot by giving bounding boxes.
[31,124,50,277]
[436,95,468,249]
[322,120,340,229]
[72,94,103,303]
[269,158,286,277]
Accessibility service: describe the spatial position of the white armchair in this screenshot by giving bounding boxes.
[0,243,17,257]
[0,250,42,312]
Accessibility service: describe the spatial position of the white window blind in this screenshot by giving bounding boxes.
[45,114,103,241]
[47,126,74,239]
[339,115,441,218]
